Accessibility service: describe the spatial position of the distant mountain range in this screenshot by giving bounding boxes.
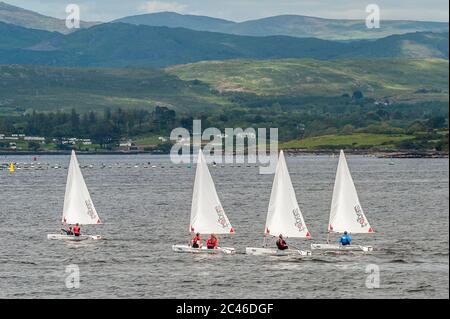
[0,21,448,68]
[1,1,448,40]
[0,1,98,34]
[0,1,448,68]
[114,12,449,41]
[115,12,235,33]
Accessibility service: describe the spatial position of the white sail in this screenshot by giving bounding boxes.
[190,149,234,235]
[62,150,102,225]
[265,151,311,238]
[328,150,373,234]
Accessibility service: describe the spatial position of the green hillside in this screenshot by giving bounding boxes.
[0,65,229,112]
[168,58,449,103]
[0,21,56,49]
[1,59,447,114]
[281,133,414,149]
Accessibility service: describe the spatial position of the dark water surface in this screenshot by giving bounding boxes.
[0,155,448,298]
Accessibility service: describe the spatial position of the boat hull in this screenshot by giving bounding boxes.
[47,234,102,241]
[172,244,235,254]
[311,243,373,252]
[245,247,311,256]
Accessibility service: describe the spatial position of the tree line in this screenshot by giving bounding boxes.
[0,97,448,151]
[0,106,176,147]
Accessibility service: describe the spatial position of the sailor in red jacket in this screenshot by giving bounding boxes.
[206,234,218,249]
[73,223,81,237]
[276,234,288,250]
[191,232,202,248]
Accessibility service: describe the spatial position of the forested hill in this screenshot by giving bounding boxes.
[0,21,448,67]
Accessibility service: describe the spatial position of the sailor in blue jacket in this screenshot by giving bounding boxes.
[340,231,352,246]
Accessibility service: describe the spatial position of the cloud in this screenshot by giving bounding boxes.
[138,1,187,13]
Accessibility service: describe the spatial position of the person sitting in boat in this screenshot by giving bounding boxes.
[206,234,218,249]
[191,232,202,248]
[340,231,352,246]
[73,223,81,237]
[276,234,288,250]
[62,226,73,235]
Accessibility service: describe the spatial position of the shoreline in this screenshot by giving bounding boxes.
[1,149,448,158]
[0,150,158,156]
[283,149,449,158]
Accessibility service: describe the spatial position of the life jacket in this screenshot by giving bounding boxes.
[73,226,80,235]
[192,236,201,245]
[206,238,217,248]
[276,239,287,249]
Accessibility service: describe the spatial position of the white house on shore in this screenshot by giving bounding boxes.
[24,136,46,143]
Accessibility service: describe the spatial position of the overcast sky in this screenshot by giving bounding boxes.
[5,0,449,22]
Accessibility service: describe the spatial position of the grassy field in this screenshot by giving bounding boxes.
[168,58,449,102]
[0,59,447,114]
[281,133,415,149]
[134,135,164,147]
[0,65,231,113]
[130,133,418,150]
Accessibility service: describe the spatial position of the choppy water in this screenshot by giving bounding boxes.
[0,154,448,298]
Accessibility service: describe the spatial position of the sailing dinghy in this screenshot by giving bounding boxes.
[311,150,374,252]
[47,150,102,241]
[246,151,312,257]
[172,149,235,254]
